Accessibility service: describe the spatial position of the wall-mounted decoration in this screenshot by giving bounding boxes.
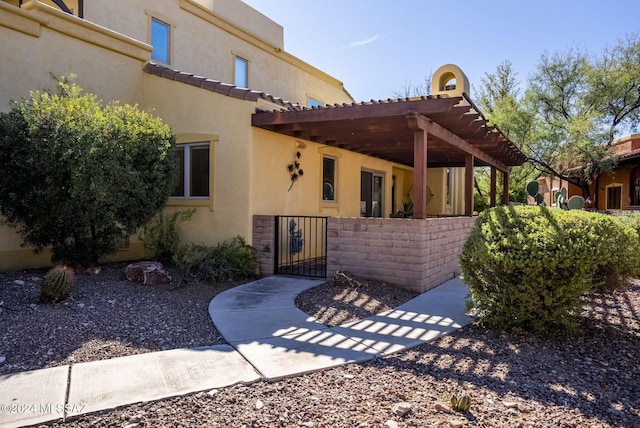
[287,151,304,191]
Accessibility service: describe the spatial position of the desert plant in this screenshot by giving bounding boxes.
[139,208,195,262]
[393,199,414,218]
[41,265,75,302]
[450,390,472,413]
[526,180,545,206]
[173,236,258,283]
[459,205,639,335]
[0,76,177,267]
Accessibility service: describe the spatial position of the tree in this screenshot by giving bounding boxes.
[475,61,540,203]
[391,72,432,99]
[526,35,640,202]
[0,76,177,267]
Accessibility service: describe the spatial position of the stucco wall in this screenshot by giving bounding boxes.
[0,2,148,112]
[82,0,351,106]
[250,128,410,219]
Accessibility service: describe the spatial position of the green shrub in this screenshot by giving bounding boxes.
[459,205,639,335]
[173,236,258,283]
[600,212,640,292]
[139,208,195,263]
[0,76,177,267]
[41,265,75,302]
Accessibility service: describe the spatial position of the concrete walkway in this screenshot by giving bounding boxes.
[0,276,472,428]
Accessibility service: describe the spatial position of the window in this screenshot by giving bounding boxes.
[308,97,323,108]
[322,156,336,201]
[235,56,248,88]
[171,143,210,198]
[151,18,170,64]
[606,184,622,210]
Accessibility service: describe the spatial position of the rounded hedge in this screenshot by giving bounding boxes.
[459,205,640,335]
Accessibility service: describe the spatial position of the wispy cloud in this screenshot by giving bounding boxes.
[347,35,380,48]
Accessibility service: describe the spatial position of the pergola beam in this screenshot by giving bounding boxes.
[405,111,510,173]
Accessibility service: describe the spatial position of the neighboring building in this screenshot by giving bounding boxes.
[535,134,640,212]
[1,1,526,291]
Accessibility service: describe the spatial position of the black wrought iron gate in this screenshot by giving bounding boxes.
[275,216,327,278]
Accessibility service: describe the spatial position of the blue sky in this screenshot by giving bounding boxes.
[242,0,640,102]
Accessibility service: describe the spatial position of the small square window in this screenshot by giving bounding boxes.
[322,156,336,201]
[171,143,210,198]
[308,97,323,108]
[235,56,248,88]
[151,18,170,64]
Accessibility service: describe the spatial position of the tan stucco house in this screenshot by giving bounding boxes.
[1,0,526,292]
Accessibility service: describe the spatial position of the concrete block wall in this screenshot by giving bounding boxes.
[252,215,275,276]
[326,216,475,293]
[254,214,476,293]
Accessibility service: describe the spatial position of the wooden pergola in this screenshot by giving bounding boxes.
[252,93,527,218]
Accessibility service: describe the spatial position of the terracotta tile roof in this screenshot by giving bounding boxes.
[143,62,296,108]
[618,147,640,162]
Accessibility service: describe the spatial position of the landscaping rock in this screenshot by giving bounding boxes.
[125,261,172,285]
[392,401,412,417]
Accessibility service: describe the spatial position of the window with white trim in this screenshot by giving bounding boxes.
[171,142,210,198]
[322,156,336,201]
[151,17,170,64]
[235,56,248,88]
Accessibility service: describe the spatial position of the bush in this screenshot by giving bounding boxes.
[600,212,640,292]
[174,236,258,283]
[139,208,195,263]
[459,205,639,335]
[0,76,177,267]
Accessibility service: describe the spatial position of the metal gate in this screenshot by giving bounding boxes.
[275,216,327,278]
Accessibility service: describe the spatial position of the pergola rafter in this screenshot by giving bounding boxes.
[252,94,526,218]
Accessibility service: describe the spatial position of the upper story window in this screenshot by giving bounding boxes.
[172,142,210,199]
[235,56,248,88]
[322,156,336,201]
[151,17,170,64]
[308,97,323,108]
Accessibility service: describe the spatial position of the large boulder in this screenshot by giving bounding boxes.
[125,261,172,285]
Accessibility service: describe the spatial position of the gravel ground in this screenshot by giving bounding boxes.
[0,263,234,376]
[1,266,639,427]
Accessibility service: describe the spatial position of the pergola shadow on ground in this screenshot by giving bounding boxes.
[208,275,473,380]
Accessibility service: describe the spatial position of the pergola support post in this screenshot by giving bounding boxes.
[412,128,428,219]
[465,154,474,216]
[502,170,510,206]
[490,166,497,207]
